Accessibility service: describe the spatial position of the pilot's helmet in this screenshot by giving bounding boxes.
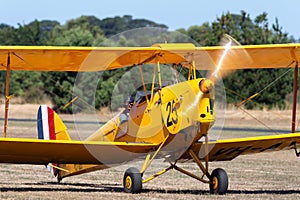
[124,96,134,107]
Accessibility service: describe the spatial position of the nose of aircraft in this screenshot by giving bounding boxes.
[199,79,214,93]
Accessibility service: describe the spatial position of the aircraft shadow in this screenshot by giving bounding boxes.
[1,181,300,195]
[143,189,300,195]
[0,182,121,193]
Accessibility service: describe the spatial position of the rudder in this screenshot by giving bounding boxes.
[37,105,70,141]
[37,105,71,176]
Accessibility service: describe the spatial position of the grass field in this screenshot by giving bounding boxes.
[1,104,300,199]
[1,151,300,200]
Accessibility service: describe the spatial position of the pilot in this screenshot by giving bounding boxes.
[116,96,134,139]
[119,96,134,124]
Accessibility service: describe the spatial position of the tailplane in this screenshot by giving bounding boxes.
[37,105,71,176]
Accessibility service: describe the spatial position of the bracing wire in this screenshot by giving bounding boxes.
[235,61,295,107]
[226,61,296,135]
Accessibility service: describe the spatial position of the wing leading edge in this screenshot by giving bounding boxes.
[189,133,300,162]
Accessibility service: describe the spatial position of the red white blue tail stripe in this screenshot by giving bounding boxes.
[37,105,56,140]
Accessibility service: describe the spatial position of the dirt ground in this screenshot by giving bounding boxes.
[1,104,300,199]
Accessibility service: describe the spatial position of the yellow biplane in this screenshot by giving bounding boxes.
[1,42,300,195]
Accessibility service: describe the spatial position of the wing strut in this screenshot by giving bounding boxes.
[292,62,298,133]
[292,62,300,156]
[4,52,11,137]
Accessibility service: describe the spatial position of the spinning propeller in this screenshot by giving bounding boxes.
[200,34,252,94]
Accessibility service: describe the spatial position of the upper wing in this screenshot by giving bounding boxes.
[0,44,195,71]
[0,137,156,164]
[1,43,299,72]
[189,133,300,161]
[199,43,300,70]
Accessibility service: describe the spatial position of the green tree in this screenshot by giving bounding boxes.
[0,24,18,45]
[186,23,216,46]
[47,16,105,46]
[210,11,295,109]
[41,71,77,112]
[99,15,168,37]
[48,26,95,46]
[9,71,47,103]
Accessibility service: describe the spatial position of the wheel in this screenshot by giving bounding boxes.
[209,168,228,195]
[123,167,142,193]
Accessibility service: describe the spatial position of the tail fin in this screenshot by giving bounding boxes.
[37,105,71,176]
[37,105,70,141]
[37,105,105,181]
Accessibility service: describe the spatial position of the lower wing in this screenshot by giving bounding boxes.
[0,137,156,165]
[189,133,300,161]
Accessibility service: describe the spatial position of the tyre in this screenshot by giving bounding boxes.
[123,167,142,193]
[209,168,228,195]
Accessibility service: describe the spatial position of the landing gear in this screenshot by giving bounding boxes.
[209,168,228,195]
[122,155,229,195]
[123,167,142,193]
[122,134,229,195]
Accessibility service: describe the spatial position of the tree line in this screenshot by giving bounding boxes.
[0,12,296,113]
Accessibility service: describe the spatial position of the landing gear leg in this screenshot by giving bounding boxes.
[189,134,228,195]
[123,135,170,193]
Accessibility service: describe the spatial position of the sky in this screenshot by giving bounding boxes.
[1,0,300,39]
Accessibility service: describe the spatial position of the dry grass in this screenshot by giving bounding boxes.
[1,104,300,199]
[1,151,300,200]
